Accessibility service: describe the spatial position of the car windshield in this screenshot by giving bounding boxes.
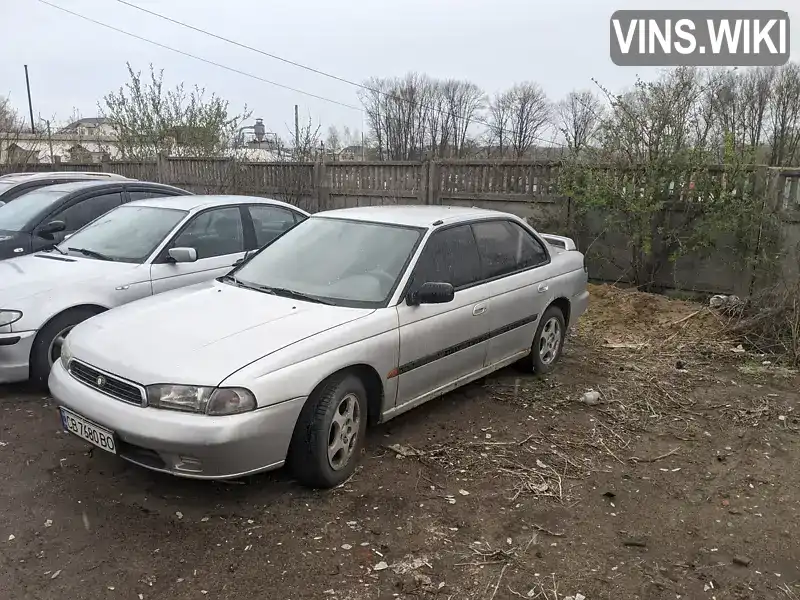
[233,217,424,307]
[55,205,188,263]
[0,188,68,231]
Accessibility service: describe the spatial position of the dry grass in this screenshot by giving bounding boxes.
[391,284,744,504]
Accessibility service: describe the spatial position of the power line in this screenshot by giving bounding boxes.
[112,0,369,94]
[37,0,566,151]
[108,0,567,149]
[36,0,362,112]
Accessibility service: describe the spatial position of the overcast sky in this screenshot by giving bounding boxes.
[1,0,798,139]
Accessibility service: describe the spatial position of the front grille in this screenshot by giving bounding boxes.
[69,360,145,406]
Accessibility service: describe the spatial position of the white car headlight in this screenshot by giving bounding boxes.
[0,310,22,328]
[146,385,256,415]
[60,337,74,370]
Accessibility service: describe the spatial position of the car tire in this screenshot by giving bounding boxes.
[518,305,566,375]
[288,373,369,489]
[30,307,103,390]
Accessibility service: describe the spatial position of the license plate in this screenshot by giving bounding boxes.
[60,407,117,455]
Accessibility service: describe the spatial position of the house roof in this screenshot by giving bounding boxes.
[60,117,113,132]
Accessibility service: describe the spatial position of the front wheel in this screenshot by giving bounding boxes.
[288,373,368,489]
[30,307,102,390]
[518,305,566,375]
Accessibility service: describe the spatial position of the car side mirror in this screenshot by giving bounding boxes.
[37,220,66,237]
[167,247,198,263]
[407,281,455,306]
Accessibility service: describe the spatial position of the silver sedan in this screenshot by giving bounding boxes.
[50,205,589,488]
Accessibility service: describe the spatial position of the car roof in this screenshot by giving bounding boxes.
[0,172,128,183]
[27,179,148,194]
[313,205,515,228]
[125,194,309,214]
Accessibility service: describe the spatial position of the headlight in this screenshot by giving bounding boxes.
[60,337,73,370]
[0,310,22,328]
[206,388,257,416]
[146,385,256,415]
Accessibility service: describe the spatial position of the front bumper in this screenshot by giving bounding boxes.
[49,361,306,479]
[0,330,35,384]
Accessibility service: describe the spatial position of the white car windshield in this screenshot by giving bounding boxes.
[232,217,424,307]
[55,205,188,263]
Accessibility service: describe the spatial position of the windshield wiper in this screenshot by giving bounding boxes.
[68,247,113,261]
[219,274,248,288]
[260,286,335,305]
[44,245,67,255]
[219,276,334,305]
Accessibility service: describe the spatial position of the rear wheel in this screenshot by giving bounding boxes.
[288,373,368,489]
[518,305,566,375]
[30,307,103,390]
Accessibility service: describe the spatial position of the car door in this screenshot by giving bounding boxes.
[31,189,124,252]
[149,206,246,295]
[245,204,304,250]
[394,224,489,410]
[471,219,559,369]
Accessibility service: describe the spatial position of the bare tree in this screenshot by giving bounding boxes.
[486,91,512,157]
[0,96,44,168]
[740,67,774,152]
[556,90,603,156]
[101,63,250,159]
[325,125,342,157]
[504,83,552,158]
[0,96,22,131]
[288,113,322,160]
[358,73,485,160]
[768,63,800,166]
[441,80,486,157]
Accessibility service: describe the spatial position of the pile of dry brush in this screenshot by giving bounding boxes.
[719,282,800,365]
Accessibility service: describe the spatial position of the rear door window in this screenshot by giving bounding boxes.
[471,220,549,280]
[247,205,299,247]
[52,191,124,232]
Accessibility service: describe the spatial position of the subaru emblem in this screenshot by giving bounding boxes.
[96,375,106,387]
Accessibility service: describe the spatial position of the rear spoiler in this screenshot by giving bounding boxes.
[540,234,577,251]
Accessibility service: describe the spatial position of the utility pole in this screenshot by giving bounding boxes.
[294,104,299,159]
[24,65,35,134]
[46,120,54,163]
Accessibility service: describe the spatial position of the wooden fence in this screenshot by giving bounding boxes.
[4,157,800,295]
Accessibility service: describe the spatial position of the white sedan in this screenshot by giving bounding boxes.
[0,195,308,386]
[50,205,588,488]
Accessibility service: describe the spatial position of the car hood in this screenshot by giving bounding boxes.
[0,231,31,261]
[69,279,374,386]
[0,253,138,303]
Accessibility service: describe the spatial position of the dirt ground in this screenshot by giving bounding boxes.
[1,284,799,600]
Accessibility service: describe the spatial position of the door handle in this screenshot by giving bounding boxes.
[537,284,549,294]
[473,304,487,316]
